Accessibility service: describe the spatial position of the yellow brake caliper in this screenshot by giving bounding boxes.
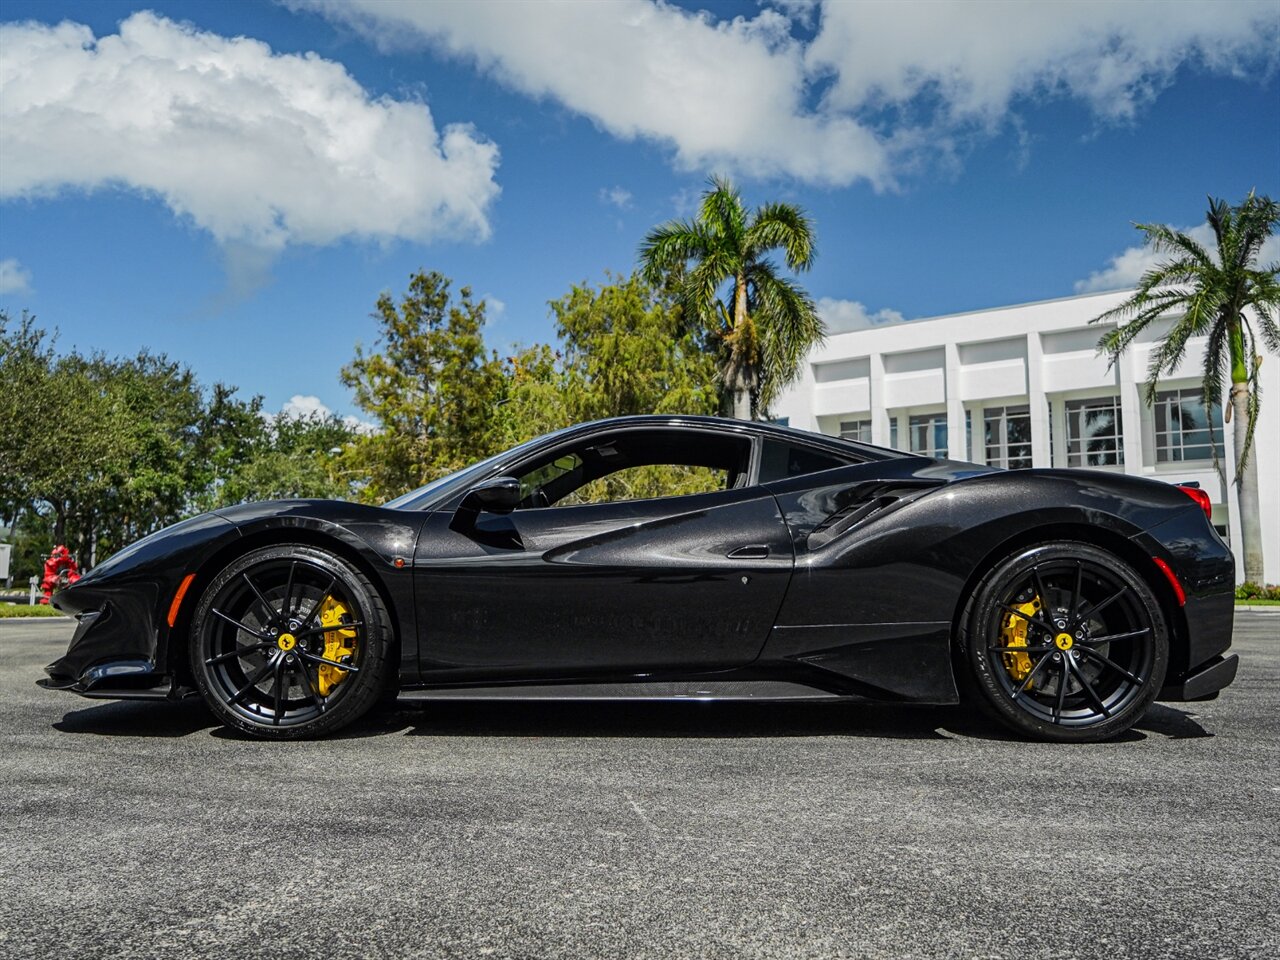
[1000,596,1041,686]
[317,596,358,696]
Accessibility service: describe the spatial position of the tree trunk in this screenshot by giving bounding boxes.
[53,501,66,547]
[729,273,753,420]
[1230,381,1265,583]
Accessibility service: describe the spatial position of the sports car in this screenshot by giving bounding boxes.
[40,414,1238,741]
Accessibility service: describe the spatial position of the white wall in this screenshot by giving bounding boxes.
[772,290,1280,583]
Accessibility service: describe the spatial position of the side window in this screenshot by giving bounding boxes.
[517,454,583,508]
[758,439,849,483]
[561,463,727,506]
[513,430,749,509]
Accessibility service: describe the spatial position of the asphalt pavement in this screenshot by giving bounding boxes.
[2,613,1278,959]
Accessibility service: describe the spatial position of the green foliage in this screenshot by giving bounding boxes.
[0,603,67,618]
[202,411,357,509]
[552,271,719,421]
[638,175,823,418]
[0,310,357,578]
[344,270,720,502]
[1235,582,1280,601]
[341,271,506,502]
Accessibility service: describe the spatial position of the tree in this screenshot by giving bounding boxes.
[2,311,359,575]
[0,314,125,557]
[341,271,506,501]
[1092,191,1280,583]
[639,176,823,419]
[551,271,719,423]
[208,411,358,508]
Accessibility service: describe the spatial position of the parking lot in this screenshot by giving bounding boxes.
[2,613,1277,959]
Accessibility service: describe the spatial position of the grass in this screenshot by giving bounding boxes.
[1236,598,1280,607]
[0,603,68,618]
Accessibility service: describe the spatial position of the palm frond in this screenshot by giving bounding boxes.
[1136,223,1215,269]
[751,271,824,409]
[685,250,736,334]
[1235,192,1280,267]
[638,219,709,285]
[745,203,816,271]
[700,176,746,247]
[1141,291,1220,401]
[1201,317,1229,412]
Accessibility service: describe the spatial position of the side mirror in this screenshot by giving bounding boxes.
[461,475,522,515]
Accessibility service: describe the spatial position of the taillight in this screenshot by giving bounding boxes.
[1177,483,1213,520]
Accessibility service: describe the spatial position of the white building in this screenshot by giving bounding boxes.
[772,289,1279,584]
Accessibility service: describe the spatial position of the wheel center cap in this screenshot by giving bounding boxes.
[277,633,297,652]
[1054,632,1074,651]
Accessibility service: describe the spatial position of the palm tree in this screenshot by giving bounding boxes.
[1092,192,1280,583]
[639,176,823,420]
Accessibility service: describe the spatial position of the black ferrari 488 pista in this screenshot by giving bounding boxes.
[41,415,1237,741]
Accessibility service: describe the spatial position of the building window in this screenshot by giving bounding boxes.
[889,418,899,450]
[1154,389,1224,462]
[908,413,948,459]
[839,419,872,443]
[984,405,1032,469]
[1065,396,1124,467]
[1047,400,1054,464]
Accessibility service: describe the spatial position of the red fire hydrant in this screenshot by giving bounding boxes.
[40,545,81,604]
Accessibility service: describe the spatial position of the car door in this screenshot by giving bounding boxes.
[412,431,794,680]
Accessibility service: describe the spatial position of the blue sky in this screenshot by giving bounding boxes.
[1,0,1277,424]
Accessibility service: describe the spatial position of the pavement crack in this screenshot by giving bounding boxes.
[624,789,660,839]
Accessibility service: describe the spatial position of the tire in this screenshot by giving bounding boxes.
[958,541,1168,743]
[190,544,393,739]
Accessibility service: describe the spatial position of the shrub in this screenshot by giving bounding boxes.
[1235,582,1280,600]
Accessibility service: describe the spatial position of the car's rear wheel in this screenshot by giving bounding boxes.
[960,541,1168,742]
[190,544,392,739]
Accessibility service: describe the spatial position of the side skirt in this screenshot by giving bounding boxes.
[399,680,852,702]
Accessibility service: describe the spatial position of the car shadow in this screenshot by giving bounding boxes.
[383,699,974,741]
[1133,702,1215,740]
[53,698,217,737]
[385,697,1211,743]
[52,697,1212,743]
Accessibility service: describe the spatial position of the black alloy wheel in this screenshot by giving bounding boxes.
[191,544,392,739]
[961,541,1168,742]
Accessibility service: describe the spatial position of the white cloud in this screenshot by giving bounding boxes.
[296,0,893,187]
[280,394,377,434]
[480,293,506,321]
[599,186,633,210]
[1075,224,1280,293]
[0,12,501,254]
[281,394,333,420]
[0,258,32,295]
[818,297,905,332]
[807,2,1277,126]
[295,0,1277,187]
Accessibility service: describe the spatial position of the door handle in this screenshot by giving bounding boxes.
[727,545,770,560]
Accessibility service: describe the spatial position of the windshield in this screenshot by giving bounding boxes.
[382,426,576,511]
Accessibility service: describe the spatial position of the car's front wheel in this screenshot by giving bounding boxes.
[190,544,392,739]
[960,541,1168,742]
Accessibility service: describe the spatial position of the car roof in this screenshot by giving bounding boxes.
[560,414,905,461]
